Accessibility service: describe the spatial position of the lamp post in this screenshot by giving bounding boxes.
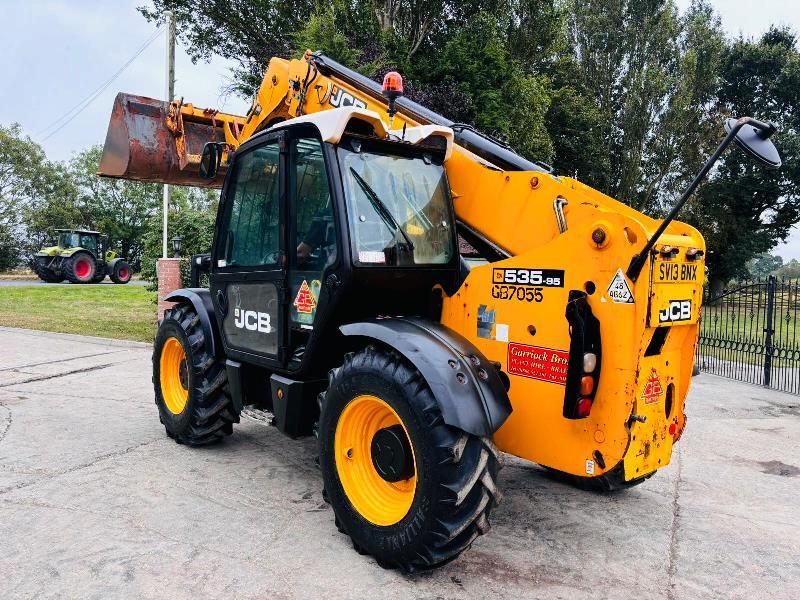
[171,234,182,259]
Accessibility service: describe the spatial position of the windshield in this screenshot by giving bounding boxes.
[339,144,454,266]
[58,232,80,249]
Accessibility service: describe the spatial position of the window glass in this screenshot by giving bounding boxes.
[222,144,280,267]
[291,138,335,326]
[80,234,97,255]
[294,138,335,269]
[339,146,453,265]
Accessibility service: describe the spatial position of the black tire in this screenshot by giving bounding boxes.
[110,260,131,284]
[319,345,502,571]
[152,303,239,445]
[63,252,96,284]
[34,260,62,283]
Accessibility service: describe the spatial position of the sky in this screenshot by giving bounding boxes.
[0,0,798,257]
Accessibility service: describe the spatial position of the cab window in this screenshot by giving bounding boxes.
[219,143,280,267]
[291,137,335,326]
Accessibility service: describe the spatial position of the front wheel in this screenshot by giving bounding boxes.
[152,303,239,445]
[110,260,131,284]
[319,345,502,571]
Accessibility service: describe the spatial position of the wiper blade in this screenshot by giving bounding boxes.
[349,168,415,251]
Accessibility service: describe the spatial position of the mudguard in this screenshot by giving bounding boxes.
[340,317,512,438]
[165,288,222,358]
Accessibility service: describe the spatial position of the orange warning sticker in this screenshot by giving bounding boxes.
[294,280,317,314]
[641,368,663,404]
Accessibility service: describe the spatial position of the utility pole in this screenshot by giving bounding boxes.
[162,10,176,259]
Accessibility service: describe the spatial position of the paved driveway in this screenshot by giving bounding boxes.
[0,326,798,599]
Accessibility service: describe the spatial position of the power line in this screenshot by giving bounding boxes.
[37,26,164,142]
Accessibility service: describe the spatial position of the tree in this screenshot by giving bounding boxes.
[0,225,20,271]
[692,27,800,291]
[140,208,216,288]
[748,253,783,278]
[0,123,51,228]
[775,258,800,280]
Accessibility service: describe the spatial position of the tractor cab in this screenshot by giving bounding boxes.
[203,108,459,383]
[54,229,101,257]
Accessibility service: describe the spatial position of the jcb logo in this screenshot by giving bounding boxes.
[659,300,691,323]
[329,88,367,110]
[234,308,272,333]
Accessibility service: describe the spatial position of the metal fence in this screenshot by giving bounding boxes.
[696,277,800,394]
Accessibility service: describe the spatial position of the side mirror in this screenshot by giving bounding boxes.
[627,116,782,281]
[199,142,222,180]
[724,118,782,168]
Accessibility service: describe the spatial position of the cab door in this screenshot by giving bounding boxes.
[210,132,288,368]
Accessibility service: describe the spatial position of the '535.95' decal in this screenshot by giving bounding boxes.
[493,268,564,287]
[491,268,564,303]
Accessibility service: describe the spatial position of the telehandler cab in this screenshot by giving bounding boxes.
[99,52,781,570]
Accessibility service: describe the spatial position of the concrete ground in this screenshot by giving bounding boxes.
[0,326,798,600]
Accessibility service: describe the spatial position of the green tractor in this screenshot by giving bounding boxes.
[33,229,132,284]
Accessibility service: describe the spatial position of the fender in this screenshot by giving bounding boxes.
[340,317,512,438]
[165,288,222,358]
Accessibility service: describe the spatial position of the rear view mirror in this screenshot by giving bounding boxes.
[199,143,222,180]
[724,118,782,168]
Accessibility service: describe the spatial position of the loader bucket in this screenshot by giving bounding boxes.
[98,93,229,188]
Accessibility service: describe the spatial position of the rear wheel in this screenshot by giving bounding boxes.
[319,345,502,571]
[34,260,62,283]
[63,252,96,284]
[110,260,131,284]
[152,303,238,445]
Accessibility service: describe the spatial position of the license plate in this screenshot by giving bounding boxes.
[655,261,700,284]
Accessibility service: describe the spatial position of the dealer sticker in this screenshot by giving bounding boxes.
[607,268,634,304]
[641,368,663,404]
[507,343,569,385]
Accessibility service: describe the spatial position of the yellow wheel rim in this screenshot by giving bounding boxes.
[160,337,188,415]
[334,395,417,526]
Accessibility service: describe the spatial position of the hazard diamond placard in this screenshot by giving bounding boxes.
[294,280,317,314]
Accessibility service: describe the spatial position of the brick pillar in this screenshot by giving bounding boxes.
[157,258,182,321]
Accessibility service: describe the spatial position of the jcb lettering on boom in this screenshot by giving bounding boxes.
[328,87,367,110]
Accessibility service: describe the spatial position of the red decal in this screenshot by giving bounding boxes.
[507,343,569,385]
[642,368,663,404]
[294,280,316,314]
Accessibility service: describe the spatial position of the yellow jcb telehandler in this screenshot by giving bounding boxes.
[99,51,781,570]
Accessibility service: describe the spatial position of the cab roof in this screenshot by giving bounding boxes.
[55,229,100,235]
[260,107,454,160]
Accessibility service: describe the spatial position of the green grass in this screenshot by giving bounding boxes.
[0,285,157,342]
[699,301,800,367]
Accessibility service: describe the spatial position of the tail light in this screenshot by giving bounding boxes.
[563,291,601,419]
[577,397,592,418]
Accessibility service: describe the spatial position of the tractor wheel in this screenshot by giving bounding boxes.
[110,260,131,284]
[319,345,502,571]
[34,261,62,283]
[152,303,239,445]
[63,252,96,284]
